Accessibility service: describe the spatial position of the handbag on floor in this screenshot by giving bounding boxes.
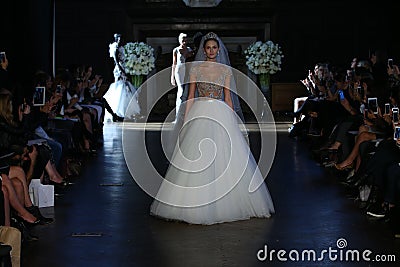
[0,242,12,267]
[0,226,21,267]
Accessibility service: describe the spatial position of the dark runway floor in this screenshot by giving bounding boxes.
[21,122,400,267]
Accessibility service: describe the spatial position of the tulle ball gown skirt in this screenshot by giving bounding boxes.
[150,99,274,225]
[103,80,140,118]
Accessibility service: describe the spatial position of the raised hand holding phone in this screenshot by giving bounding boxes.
[388,58,394,69]
[385,103,390,114]
[392,107,399,124]
[367,97,378,114]
[394,126,400,140]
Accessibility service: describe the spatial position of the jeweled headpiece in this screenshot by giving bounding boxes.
[204,32,218,41]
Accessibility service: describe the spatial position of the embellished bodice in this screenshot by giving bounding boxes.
[196,81,224,99]
[190,64,231,100]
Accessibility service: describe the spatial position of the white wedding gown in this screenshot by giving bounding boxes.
[150,65,274,225]
[103,79,140,118]
[173,46,192,119]
[104,42,140,119]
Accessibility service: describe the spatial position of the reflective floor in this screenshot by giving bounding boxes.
[22,122,400,267]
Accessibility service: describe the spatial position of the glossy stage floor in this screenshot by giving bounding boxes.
[22,121,400,267]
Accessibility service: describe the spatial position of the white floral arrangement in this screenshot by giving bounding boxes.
[123,42,155,76]
[244,40,284,75]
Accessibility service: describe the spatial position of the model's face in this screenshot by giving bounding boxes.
[204,40,219,61]
[180,37,187,45]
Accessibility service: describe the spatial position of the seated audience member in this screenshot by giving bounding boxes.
[0,89,66,186]
[334,90,393,173]
[356,138,400,220]
[63,78,97,154]
[27,71,64,168]
[76,64,123,122]
[320,72,370,160]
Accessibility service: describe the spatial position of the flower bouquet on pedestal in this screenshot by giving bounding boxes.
[123,42,155,88]
[244,40,283,103]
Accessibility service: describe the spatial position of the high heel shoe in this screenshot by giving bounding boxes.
[11,217,39,242]
[48,180,69,188]
[26,205,54,225]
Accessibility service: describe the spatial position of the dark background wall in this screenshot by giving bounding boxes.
[1,0,399,89]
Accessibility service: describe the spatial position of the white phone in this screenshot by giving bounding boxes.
[367,97,378,114]
[385,103,390,114]
[394,126,400,140]
[33,87,46,106]
[393,107,399,123]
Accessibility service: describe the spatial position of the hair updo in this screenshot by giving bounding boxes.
[114,33,121,41]
[178,33,187,43]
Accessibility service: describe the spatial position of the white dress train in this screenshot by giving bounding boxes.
[103,80,140,118]
[106,41,140,119]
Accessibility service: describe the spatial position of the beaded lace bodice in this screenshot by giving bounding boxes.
[190,65,231,100]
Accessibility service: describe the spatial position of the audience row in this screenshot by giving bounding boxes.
[0,53,119,264]
[289,49,400,231]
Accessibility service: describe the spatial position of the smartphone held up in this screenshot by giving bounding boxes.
[394,126,400,140]
[357,86,364,98]
[392,107,399,124]
[56,85,62,94]
[0,52,6,63]
[385,103,390,115]
[367,97,378,114]
[388,58,394,68]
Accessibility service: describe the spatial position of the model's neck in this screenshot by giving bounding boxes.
[206,57,217,62]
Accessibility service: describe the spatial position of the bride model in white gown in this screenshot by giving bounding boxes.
[150,32,274,225]
[104,33,140,119]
